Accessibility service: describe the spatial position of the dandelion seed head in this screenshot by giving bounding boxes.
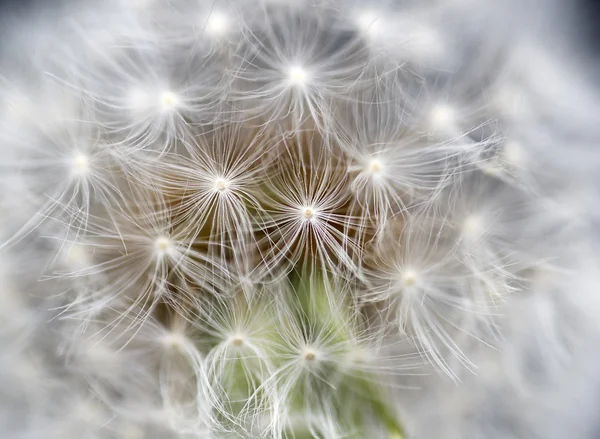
[229,334,245,347]
[301,206,318,221]
[429,104,457,132]
[0,2,591,437]
[287,65,308,87]
[206,12,229,37]
[160,91,179,111]
[401,269,418,288]
[214,177,230,192]
[462,214,485,241]
[302,347,319,363]
[62,242,92,270]
[72,153,90,175]
[366,157,385,177]
[154,236,172,256]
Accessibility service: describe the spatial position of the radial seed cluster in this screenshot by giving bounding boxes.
[1,1,599,438]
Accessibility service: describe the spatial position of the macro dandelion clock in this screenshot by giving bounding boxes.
[2,0,600,438]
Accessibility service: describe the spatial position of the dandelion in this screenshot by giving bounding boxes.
[0,115,120,248]
[53,188,227,341]
[1,1,598,439]
[46,33,227,155]
[231,5,371,129]
[196,292,278,434]
[255,130,361,277]
[205,11,231,39]
[362,218,490,379]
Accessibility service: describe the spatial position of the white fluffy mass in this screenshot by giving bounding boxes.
[1,0,600,438]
